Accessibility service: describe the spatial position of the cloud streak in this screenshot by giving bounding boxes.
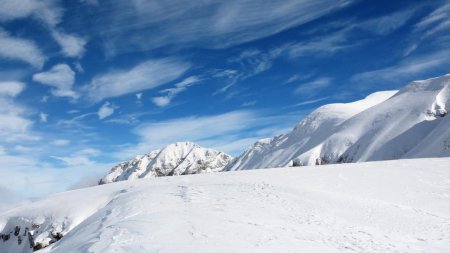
[115,110,305,158]
[84,58,190,103]
[152,76,201,107]
[351,49,450,86]
[295,78,332,96]
[86,0,353,55]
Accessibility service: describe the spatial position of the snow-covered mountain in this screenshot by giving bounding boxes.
[1,158,449,252]
[226,74,450,170]
[99,142,232,184]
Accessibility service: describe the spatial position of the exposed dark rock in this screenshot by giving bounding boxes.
[14,225,21,236]
[292,160,303,167]
[51,231,63,241]
[33,242,45,251]
[27,231,34,248]
[3,233,10,241]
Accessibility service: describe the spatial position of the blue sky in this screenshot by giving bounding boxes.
[0,0,449,200]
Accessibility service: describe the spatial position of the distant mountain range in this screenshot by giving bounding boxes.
[100,74,450,183]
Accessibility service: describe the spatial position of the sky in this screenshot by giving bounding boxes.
[0,0,449,202]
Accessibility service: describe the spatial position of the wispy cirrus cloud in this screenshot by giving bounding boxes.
[414,3,450,38]
[351,49,450,86]
[152,76,201,107]
[84,58,190,103]
[114,110,306,158]
[295,77,332,96]
[280,7,418,58]
[84,0,354,55]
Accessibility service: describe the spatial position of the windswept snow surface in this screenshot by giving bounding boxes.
[100,142,232,184]
[226,74,450,170]
[1,158,449,253]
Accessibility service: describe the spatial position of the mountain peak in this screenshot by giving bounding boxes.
[99,142,232,184]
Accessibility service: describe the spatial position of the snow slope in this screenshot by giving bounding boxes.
[100,142,232,184]
[1,158,449,253]
[226,74,450,170]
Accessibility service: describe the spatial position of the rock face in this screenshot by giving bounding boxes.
[0,217,64,252]
[99,142,233,184]
[226,74,450,170]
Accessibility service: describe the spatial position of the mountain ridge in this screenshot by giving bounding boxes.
[226,74,450,170]
[99,142,232,184]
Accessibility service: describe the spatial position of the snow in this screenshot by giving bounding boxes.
[226,74,450,170]
[100,142,232,184]
[1,158,449,252]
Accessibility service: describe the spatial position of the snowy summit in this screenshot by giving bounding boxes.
[227,74,450,170]
[99,142,232,184]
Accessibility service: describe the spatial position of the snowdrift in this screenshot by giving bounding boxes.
[1,158,449,252]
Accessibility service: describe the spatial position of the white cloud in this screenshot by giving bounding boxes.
[51,155,94,166]
[282,30,351,58]
[90,0,353,55]
[98,102,117,120]
[0,0,87,59]
[52,148,103,167]
[0,81,26,97]
[0,149,114,201]
[0,29,46,68]
[284,97,330,109]
[136,93,143,100]
[85,58,190,103]
[151,76,201,107]
[52,139,70,146]
[415,3,450,38]
[0,114,32,136]
[51,30,87,58]
[39,112,48,122]
[14,145,32,153]
[228,49,273,77]
[295,78,332,96]
[77,148,101,157]
[357,9,416,36]
[151,96,171,107]
[0,83,35,142]
[33,63,78,98]
[0,0,62,26]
